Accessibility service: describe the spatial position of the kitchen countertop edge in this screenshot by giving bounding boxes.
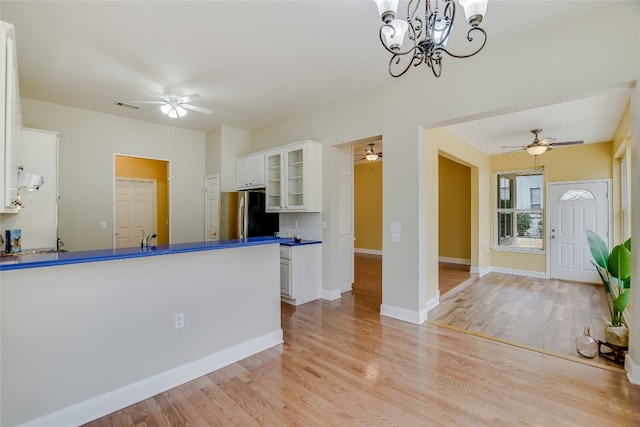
[0,237,323,271]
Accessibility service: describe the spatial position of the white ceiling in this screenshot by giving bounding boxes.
[1,1,630,155]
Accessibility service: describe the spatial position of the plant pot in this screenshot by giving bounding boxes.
[604,324,629,347]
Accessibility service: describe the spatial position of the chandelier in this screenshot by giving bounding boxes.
[373,0,488,77]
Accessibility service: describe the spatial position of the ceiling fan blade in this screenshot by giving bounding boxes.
[129,100,164,104]
[548,140,584,147]
[501,145,527,148]
[181,104,213,115]
[180,94,203,104]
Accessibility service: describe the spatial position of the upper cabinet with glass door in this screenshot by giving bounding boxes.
[265,140,322,213]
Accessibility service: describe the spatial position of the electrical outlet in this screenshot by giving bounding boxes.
[391,232,401,243]
[100,221,106,229]
[174,313,184,329]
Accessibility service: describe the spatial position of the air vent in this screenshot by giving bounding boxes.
[114,101,140,110]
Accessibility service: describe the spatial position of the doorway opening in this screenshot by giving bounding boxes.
[114,155,169,247]
[438,154,473,297]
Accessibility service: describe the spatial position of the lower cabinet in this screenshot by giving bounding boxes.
[279,243,321,305]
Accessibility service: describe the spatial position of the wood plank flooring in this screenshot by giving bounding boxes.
[85,256,640,426]
[428,272,620,368]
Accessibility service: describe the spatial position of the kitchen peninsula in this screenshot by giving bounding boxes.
[0,238,283,427]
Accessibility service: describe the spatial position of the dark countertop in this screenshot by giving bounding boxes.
[0,237,322,271]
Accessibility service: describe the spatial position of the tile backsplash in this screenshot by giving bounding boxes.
[279,212,322,241]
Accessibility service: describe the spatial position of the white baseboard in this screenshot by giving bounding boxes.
[17,329,284,427]
[490,266,547,279]
[476,266,492,277]
[354,248,382,256]
[380,295,438,325]
[438,256,471,265]
[321,288,342,301]
[626,353,640,385]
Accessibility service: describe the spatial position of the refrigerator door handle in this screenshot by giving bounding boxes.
[238,196,245,239]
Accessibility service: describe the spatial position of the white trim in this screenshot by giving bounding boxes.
[626,353,640,385]
[321,288,342,301]
[16,330,283,427]
[354,248,382,256]
[491,266,547,279]
[472,266,492,277]
[438,256,470,265]
[380,296,438,325]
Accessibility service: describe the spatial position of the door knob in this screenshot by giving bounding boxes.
[551,235,556,239]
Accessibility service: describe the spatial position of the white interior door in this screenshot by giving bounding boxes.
[115,179,156,248]
[338,146,355,291]
[205,174,220,241]
[548,180,610,283]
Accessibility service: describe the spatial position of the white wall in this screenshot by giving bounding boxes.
[205,126,250,192]
[20,99,206,251]
[249,3,640,326]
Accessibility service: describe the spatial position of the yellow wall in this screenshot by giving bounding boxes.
[438,156,471,260]
[354,161,382,251]
[612,101,632,243]
[115,156,169,245]
[490,141,613,272]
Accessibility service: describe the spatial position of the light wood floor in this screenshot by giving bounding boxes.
[86,255,640,426]
[428,271,619,368]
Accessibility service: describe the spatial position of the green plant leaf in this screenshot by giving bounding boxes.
[613,290,631,314]
[592,262,611,294]
[608,244,631,280]
[622,276,631,290]
[586,230,609,269]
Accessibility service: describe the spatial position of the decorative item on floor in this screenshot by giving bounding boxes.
[586,230,631,348]
[575,326,598,359]
[373,0,488,78]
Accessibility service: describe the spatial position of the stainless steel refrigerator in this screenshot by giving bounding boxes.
[219,191,279,240]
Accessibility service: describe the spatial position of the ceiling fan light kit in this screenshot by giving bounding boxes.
[362,142,383,162]
[160,102,187,118]
[373,0,488,78]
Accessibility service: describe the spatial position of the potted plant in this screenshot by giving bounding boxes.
[586,230,632,347]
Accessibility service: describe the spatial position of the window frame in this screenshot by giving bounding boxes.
[494,169,545,253]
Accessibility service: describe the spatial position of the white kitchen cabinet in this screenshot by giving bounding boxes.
[236,153,265,189]
[279,243,321,305]
[265,140,322,212]
[1,21,22,213]
[1,129,59,249]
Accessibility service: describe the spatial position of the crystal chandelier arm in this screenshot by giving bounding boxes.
[437,25,487,59]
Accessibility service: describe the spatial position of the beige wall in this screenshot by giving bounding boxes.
[490,141,613,273]
[20,98,206,251]
[354,161,382,252]
[438,156,471,261]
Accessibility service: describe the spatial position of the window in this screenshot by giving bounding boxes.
[621,157,629,240]
[495,171,544,250]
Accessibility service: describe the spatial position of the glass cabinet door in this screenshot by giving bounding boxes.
[265,151,282,211]
[285,145,305,209]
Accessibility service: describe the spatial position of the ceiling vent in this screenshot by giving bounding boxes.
[114,101,140,110]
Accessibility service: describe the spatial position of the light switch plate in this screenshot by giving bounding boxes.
[390,221,401,233]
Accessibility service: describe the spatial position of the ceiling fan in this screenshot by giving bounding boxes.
[503,129,584,156]
[132,88,213,118]
[361,142,383,161]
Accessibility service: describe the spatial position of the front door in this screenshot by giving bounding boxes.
[548,180,610,283]
[115,179,157,248]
